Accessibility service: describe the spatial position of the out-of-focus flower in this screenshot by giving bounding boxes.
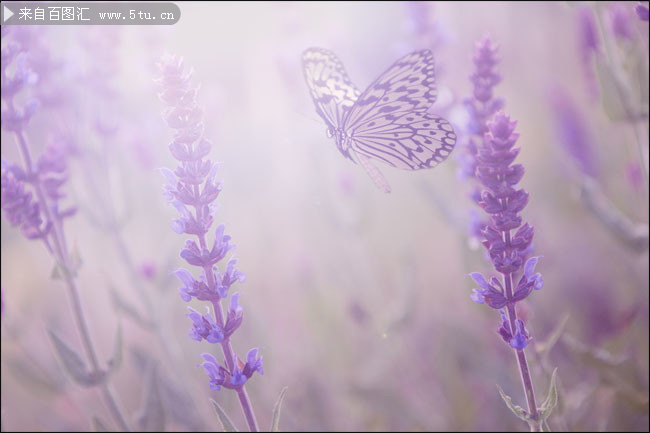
[0,167,49,240]
[578,6,600,55]
[577,6,601,99]
[609,4,634,40]
[464,37,504,137]
[549,87,598,178]
[635,1,649,21]
[139,260,157,281]
[625,161,644,191]
[458,36,504,246]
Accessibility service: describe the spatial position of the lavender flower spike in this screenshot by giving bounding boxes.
[459,36,504,246]
[157,54,260,432]
[468,111,545,430]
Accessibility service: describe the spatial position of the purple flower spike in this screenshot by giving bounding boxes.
[459,36,504,247]
[469,109,543,357]
[462,39,545,430]
[158,54,261,429]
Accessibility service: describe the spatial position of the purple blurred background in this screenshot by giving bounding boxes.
[1,1,648,431]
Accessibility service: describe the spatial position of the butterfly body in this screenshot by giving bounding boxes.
[302,47,456,193]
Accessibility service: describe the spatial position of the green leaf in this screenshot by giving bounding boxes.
[270,387,288,432]
[48,330,103,387]
[107,325,123,375]
[210,399,238,432]
[538,368,559,420]
[92,416,109,432]
[137,366,166,432]
[496,384,532,423]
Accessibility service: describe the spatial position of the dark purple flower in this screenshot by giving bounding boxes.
[509,319,531,350]
[497,309,512,342]
[201,353,229,391]
[200,348,263,390]
[635,1,649,21]
[187,307,225,343]
[224,292,244,337]
[179,225,234,267]
[175,268,214,302]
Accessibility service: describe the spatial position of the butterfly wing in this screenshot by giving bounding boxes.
[350,111,456,170]
[301,47,361,130]
[343,50,456,170]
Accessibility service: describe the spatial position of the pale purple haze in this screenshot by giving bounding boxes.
[1,2,648,432]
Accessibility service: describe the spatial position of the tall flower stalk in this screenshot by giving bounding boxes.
[459,36,504,245]
[468,111,547,432]
[156,55,262,432]
[1,27,130,431]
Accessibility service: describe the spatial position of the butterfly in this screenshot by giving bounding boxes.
[302,47,456,193]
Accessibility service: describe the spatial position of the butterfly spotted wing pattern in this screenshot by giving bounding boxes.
[302,48,361,130]
[302,48,456,192]
[345,50,455,170]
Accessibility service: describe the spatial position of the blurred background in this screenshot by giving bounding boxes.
[1,1,648,431]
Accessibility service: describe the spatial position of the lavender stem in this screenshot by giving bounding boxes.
[503,219,540,432]
[13,129,131,432]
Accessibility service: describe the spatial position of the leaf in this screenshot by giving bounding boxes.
[129,347,206,430]
[107,325,123,375]
[48,330,103,387]
[3,355,63,396]
[210,399,238,432]
[496,384,532,423]
[92,416,109,432]
[137,366,166,432]
[538,368,559,420]
[270,387,288,432]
